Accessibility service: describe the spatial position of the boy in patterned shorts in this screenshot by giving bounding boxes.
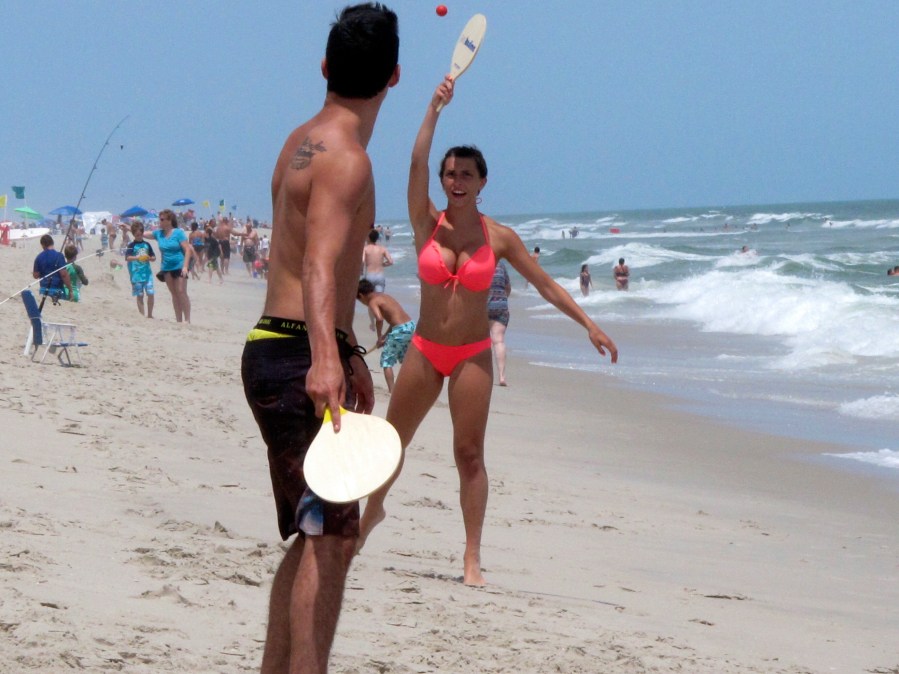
[357,279,415,393]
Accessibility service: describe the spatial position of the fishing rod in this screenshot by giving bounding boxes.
[61,114,130,249]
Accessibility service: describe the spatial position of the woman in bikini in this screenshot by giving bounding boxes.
[613,257,630,290]
[358,76,618,585]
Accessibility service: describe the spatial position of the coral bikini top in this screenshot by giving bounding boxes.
[418,212,496,292]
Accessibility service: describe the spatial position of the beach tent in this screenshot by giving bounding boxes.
[81,211,113,235]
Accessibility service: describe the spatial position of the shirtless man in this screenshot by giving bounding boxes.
[356,278,415,393]
[361,228,393,291]
[237,221,261,277]
[613,257,630,290]
[214,217,234,274]
[240,5,398,673]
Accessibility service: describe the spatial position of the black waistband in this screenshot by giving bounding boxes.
[254,316,349,343]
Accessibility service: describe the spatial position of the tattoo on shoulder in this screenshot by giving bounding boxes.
[290,137,326,170]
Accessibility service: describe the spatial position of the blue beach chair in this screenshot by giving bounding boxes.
[21,289,88,366]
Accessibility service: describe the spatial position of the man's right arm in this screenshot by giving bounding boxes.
[301,149,373,430]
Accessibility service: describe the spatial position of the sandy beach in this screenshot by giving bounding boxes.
[1,237,897,673]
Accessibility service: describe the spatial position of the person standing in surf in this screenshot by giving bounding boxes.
[613,257,630,290]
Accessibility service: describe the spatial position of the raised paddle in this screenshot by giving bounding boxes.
[303,407,402,504]
[435,13,487,112]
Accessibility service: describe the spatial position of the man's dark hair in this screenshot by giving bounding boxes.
[368,229,380,243]
[40,234,54,248]
[439,145,488,179]
[326,3,399,99]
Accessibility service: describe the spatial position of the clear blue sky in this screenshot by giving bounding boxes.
[4,1,899,222]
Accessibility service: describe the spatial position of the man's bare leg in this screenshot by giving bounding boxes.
[261,534,355,674]
[289,535,356,674]
[383,367,395,393]
[260,540,303,674]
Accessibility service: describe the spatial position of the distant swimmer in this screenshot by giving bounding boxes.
[613,257,629,290]
[888,266,899,276]
[739,245,757,255]
[579,263,593,296]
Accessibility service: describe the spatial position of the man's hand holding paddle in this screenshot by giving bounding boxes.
[306,347,374,433]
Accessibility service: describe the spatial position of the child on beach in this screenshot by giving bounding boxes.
[124,222,156,318]
[203,225,223,284]
[32,234,73,304]
[63,244,89,302]
[356,279,415,393]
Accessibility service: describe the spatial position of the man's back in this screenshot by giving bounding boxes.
[363,241,391,274]
[264,108,376,330]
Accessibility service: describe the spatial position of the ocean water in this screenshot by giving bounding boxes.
[376,199,899,477]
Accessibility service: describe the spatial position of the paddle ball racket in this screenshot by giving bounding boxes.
[436,12,488,112]
[304,407,402,503]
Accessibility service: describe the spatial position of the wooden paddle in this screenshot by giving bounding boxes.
[303,407,402,503]
[436,13,487,112]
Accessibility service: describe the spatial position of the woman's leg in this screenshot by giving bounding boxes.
[489,320,508,386]
[164,274,190,322]
[447,347,493,585]
[164,274,182,321]
[177,275,191,323]
[357,345,444,551]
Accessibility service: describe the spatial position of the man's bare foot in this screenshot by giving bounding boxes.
[355,504,386,555]
[498,379,507,387]
[463,553,486,586]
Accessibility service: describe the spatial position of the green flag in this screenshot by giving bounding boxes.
[12,186,25,199]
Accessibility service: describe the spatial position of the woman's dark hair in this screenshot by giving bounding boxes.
[439,145,487,179]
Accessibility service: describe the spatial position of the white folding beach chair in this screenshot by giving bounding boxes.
[21,289,88,366]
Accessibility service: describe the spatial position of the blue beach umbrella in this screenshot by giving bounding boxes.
[172,198,194,207]
[120,205,149,218]
[49,205,83,216]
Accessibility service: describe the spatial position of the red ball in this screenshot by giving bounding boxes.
[436,5,448,17]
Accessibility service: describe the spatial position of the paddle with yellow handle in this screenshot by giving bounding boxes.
[303,406,402,503]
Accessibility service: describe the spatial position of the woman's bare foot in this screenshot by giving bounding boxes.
[355,503,386,555]
[463,552,486,586]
